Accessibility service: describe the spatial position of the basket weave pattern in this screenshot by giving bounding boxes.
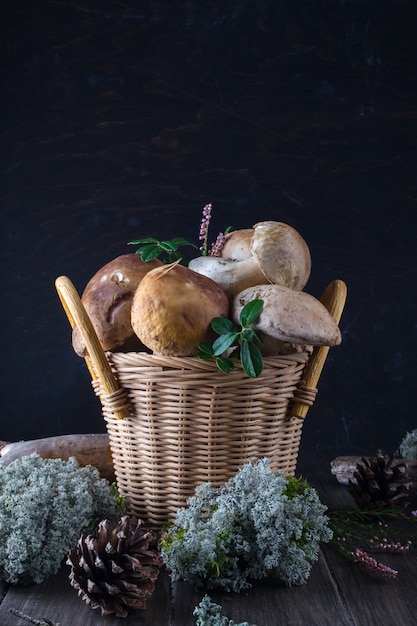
[95,351,310,527]
[55,275,346,529]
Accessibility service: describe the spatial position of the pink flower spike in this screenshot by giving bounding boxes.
[209,231,228,257]
[352,549,398,578]
[199,203,212,255]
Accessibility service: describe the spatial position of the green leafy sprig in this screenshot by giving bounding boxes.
[328,507,416,578]
[199,299,264,378]
[128,236,196,264]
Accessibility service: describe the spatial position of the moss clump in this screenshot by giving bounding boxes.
[161,458,332,592]
[399,429,417,459]
[0,454,122,584]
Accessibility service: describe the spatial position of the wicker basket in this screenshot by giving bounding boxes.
[56,276,346,527]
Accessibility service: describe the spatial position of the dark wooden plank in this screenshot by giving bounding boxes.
[171,555,354,626]
[0,559,355,626]
[299,458,417,626]
[322,542,417,626]
[0,566,171,626]
[0,581,8,605]
[1,460,415,626]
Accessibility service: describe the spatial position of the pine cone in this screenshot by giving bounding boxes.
[349,451,412,508]
[67,516,163,617]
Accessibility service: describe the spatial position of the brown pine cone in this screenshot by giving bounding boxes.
[349,451,412,509]
[67,516,163,617]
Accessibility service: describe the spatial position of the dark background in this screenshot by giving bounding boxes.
[1,0,416,461]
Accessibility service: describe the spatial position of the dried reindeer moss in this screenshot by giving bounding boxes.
[0,454,121,585]
[161,458,332,592]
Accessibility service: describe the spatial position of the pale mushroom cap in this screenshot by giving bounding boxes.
[232,283,341,347]
[251,221,311,290]
[220,229,254,261]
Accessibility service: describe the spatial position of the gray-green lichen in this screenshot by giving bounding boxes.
[0,454,121,585]
[161,458,332,592]
[194,595,257,626]
[399,429,417,460]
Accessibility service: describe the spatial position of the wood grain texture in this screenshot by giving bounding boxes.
[0,566,171,626]
[172,558,353,626]
[1,459,415,625]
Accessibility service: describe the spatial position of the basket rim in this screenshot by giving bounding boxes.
[106,348,311,373]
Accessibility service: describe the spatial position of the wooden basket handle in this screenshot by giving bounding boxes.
[290,279,347,419]
[55,276,130,419]
[56,275,346,422]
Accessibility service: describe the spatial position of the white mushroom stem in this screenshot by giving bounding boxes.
[188,255,266,300]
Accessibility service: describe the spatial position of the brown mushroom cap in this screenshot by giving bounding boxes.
[131,262,229,356]
[251,221,311,290]
[72,253,162,355]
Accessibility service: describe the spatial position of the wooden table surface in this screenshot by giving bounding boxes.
[0,459,415,626]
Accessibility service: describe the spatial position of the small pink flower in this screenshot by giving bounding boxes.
[199,203,212,254]
[352,549,398,578]
[209,232,228,257]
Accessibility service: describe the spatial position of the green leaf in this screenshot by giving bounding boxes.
[139,245,162,261]
[212,332,239,356]
[170,237,196,248]
[211,317,239,335]
[198,298,265,378]
[239,299,264,327]
[128,237,196,263]
[215,356,235,373]
[240,341,263,378]
[198,343,214,358]
[159,240,178,252]
[250,327,263,344]
[128,237,159,245]
[241,327,260,343]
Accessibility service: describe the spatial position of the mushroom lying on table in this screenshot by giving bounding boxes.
[0,434,114,481]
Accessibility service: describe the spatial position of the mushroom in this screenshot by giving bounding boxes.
[232,283,342,347]
[131,261,229,356]
[220,228,253,261]
[188,221,311,300]
[187,255,266,301]
[251,221,311,290]
[72,253,162,355]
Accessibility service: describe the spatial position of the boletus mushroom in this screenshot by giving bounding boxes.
[251,221,311,290]
[188,221,311,299]
[72,253,162,356]
[232,284,342,347]
[131,261,229,356]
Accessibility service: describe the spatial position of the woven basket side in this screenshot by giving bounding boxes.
[100,351,309,527]
[56,276,347,528]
